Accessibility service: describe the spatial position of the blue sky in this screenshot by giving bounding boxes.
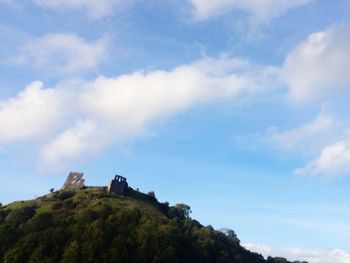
[1,0,350,262]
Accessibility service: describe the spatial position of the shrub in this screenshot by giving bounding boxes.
[57,191,75,200]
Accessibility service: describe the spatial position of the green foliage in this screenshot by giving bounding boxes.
[56,191,75,200]
[5,205,36,226]
[0,188,304,263]
[175,203,192,219]
[221,228,240,245]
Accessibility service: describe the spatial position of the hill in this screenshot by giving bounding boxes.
[0,187,306,263]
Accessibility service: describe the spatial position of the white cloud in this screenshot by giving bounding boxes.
[79,57,267,132]
[0,81,66,144]
[271,25,350,178]
[294,138,350,178]
[40,120,106,166]
[189,0,312,23]
[1,56,274,166]
[283,25,350,102]
[267,113,337,153]
[31,0,128,19]
[15,33,106,74]
[244,243,350,263]
[261,111,350,178]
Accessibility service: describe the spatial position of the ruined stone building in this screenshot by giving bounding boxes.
[62,172,85,190]
[108,175,128,195]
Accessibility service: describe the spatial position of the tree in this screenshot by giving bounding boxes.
[221,228,240,244]
[175,203,192,218]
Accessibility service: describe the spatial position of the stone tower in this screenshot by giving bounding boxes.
[108,175,128,195]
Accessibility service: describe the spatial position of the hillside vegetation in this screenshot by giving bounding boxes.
[0,187,306,263]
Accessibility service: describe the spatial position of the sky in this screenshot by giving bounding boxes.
[1,0,350,262]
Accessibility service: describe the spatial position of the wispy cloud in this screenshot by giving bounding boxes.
[294,136,350,178]
[31,0,130,19]
[260,112,350,178]
[244,243,350,263]
[283,25,350,102]
[14,33,107,74]
[40,120,105,167]
[266,113,338,153]
[256,24,350,178]
[188,0,313,24]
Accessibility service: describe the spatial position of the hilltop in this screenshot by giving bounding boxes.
[0,187,306,263]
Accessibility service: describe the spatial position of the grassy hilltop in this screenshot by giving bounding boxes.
[0,187,306,263]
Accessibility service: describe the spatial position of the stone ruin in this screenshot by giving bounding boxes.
[108,175,128,195]
[62,172,85,190]
[60,172,129,196]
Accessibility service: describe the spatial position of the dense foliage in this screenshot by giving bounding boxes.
[0,188,306,263]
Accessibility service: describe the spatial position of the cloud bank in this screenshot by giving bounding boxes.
[0,57,273,166]
[5,23,350,177]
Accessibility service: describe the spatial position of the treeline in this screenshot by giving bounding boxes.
[0,188,306,263]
